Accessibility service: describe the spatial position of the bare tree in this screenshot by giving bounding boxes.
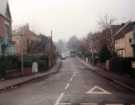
[67,36,80,52]
[98,14,115,30]
[98,14,116,53]
[55,40,66,54]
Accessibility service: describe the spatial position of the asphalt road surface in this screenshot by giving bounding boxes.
[0,57,135,105]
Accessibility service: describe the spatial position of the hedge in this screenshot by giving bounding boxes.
[0,56,20,78]
[22,55,49,71]
[99,46,112,63]
[109,57,135,77]
[0,55,49,78]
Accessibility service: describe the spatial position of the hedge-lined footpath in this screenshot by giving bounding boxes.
[0,60,62,92]
[0,55,49,79]
[77,57,135,92]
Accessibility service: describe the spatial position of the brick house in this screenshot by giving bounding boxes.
[114,21,135,57]
[12,24,41,55]
[0,0,15,55]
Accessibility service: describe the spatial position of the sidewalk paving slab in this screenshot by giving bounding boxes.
[77,57,135,93]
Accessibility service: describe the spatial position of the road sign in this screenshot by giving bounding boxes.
[86,85,111,94]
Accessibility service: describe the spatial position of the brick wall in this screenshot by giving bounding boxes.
[0,16,5,38]
[115,31,134,57]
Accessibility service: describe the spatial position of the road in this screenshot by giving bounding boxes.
[0,57,135,105]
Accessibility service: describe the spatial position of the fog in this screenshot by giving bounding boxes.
[9,0,134,41]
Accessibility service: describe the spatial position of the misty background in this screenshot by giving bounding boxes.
[9,0,134,41]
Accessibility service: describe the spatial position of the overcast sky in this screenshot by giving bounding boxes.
[9,0,134,41]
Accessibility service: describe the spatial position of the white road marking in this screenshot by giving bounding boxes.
[54,72,77,105]
[65,72,77,90]
[59,103,71,105]
[65,83,70,90]
[55,92,65,105]
[86,85,111,95]
[106,104,123,105]
[80,103,98,105]
[55,72,77,105]
[70,77,73,82]
[59,103,130,105]
[70,74,74,82]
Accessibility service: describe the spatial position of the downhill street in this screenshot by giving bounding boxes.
[0,57,135,105]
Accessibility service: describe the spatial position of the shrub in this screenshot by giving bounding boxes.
[23,55,36,68]
[0,56,20,78]
[23,55,49,72]
[0,55,49,78]
[38,59,48,72]
[99,46,112,63]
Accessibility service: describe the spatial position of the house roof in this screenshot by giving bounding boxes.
[0,0,10,18]
[114,21,135,40]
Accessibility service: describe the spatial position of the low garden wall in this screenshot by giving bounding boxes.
[0,55,49,79]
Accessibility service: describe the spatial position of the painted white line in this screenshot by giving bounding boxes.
[80,103,97,105]
[70,75,74,81]
[70,77,73,82]
[55,72,77,105]
[86,85,111,95]
[106,104,123,105]
[59,103,135,105]
[54,92,65,105]
[69,72,77,82]
[65,83,70,90]
[59,103,71,105]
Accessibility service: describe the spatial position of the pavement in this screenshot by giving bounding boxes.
[0,60,62,92]
[78,57,135,92]
[0,57,134,105]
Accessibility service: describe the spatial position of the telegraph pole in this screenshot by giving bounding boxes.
[49,30,53,67]
[51,30,53,48]
[21,34,24,75]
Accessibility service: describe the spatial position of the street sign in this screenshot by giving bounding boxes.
[86,85,111,95]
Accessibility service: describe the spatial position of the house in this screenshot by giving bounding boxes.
[12,24,41,55]
[30,34,50,54]
[87,25,121,54]
[0,0,15,55]
[12,34,27,55]
[114,21,135,57]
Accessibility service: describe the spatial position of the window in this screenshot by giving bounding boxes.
[129,38,132,43]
